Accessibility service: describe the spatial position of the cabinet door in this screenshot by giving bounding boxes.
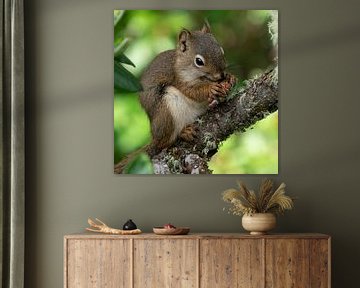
[309,239,330,288]
[266,239,310,288]
[134,239,198,288]
[200,239,264,288]
[65,239,131,288]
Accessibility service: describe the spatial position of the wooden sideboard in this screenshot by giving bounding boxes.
[64,233,330,288]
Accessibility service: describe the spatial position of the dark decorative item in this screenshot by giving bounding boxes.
[123,219,137,230]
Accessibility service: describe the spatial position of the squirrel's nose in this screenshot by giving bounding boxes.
[214,72,225,81]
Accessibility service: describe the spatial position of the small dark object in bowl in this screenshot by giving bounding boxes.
[123,219,137,230]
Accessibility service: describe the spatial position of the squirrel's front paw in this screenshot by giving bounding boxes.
[218,74,237,94]
[180,124,198,142]
[208,83,227,108]
[222,74,237,90]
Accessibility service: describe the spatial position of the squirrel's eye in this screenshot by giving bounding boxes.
[194,55,205,67]
[195,57,204,66]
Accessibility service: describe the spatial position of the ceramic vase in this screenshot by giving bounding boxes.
[242,213,276,235]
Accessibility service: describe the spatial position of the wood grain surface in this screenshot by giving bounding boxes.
[309,239,330,288]
[265,239,310,287]
[200,239,264,288]
[133,239,198,288]
[65,239,131,288]
[64,233,330,288]
[65,233,330,240]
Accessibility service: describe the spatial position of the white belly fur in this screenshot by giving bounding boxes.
[164,86,207,141]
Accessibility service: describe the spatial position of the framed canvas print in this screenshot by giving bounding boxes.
[114,10,278,175]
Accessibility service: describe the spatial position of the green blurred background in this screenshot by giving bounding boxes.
[114,10,278,174]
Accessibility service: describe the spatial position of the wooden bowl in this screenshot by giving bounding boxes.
[153,227,190,235]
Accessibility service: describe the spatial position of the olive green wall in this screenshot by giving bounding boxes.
[24,0,360,287]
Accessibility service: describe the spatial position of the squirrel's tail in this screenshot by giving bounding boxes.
[114,144,151,174]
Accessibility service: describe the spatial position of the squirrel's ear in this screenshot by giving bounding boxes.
[201,20,211,33]
[178,29,191,52]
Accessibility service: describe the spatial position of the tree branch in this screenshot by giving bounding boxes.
[152,68,278,174]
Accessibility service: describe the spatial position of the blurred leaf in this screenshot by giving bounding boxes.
[114,10,125,43]
[114,94,150,163]
[114,10,124,26]
[209,111,278,174]
[124,153,153,174]
[114,38,130,57]
[115,53,135,67]
[114,62,142,92]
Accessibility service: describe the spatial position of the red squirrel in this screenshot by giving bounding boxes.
[114,22,236,174]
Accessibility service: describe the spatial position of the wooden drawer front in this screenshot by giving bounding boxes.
[200,239,264,288]
[265,239,331,288]
[266,239,309,288]
[66,239,131,288]
[134,239,198,288]
[265,239,329,288]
